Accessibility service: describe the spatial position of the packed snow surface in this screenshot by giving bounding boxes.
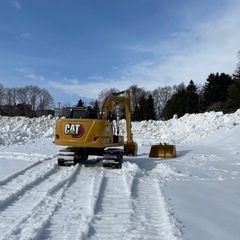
[0,110,240,240]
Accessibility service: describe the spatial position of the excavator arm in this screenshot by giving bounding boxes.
[100,90,137,155]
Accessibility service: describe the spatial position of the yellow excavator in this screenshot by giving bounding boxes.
[53,91,138,168]
[53,90,176,168]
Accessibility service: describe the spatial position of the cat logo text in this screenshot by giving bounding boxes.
[64,123,85,138]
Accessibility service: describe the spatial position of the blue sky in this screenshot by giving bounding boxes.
[1,0,240,106]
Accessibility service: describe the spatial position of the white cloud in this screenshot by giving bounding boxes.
[16,66,34,75]
[63,78,79,85]
[115,0,240,89]
[11,0,21,10]
[121,44,155,54]
[16,67,45,82]
[21,33,33,40]
[48,78,131,100]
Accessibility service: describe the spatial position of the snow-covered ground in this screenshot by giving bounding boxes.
[0,110,240,240]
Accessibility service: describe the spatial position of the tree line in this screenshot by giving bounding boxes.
[1,51,240,120]
[0,85,54,117]
[93,51,240,121]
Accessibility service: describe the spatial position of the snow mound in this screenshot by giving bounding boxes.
[0,116,55,145]
[0,109,240,147]
[128,110,240,145]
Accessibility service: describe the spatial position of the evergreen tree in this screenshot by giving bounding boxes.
[161,98,175,120]
[161,83,187,120]
[145,94,156,120]
[132,104,141,121]
[136,94,156,120]
[202,72,233,110]
[186,80,199,113]
[138,95,147,121]
[92,100,100,112]
[129,85,148,121]
[228,53,240,107]
[76,99,84,107]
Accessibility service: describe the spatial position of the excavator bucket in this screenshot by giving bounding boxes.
[124,142,138,156]
[149,143,176,158]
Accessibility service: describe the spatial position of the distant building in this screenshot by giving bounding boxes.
[54,107,72,117]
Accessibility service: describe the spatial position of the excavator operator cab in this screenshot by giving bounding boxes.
[69,107,98,119]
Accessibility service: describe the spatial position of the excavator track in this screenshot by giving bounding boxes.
[57,148,89,166]
[57,148,123,169]
[102,148,123,169]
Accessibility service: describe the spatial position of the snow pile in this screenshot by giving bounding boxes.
[0,115,54,145]
[129,110,240,145]
[1,110,240,147]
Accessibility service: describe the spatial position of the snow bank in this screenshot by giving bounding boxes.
[129,110,240,145]
[0,110,240,147]
[0,115,55,145]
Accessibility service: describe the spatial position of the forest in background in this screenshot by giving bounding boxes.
[1,51,240,120]
[91,51,240,120]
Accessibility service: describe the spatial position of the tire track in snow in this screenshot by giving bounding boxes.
[0,157,57,209]
[0,161,42,185]
[88,170,133,240]
[0,154,56,186]
[0,163,78,239]
[130,176,178,240]
[39,166,104,240]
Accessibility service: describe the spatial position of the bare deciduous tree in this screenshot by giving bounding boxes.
[0,85,54,116]
[0,84,5,105]
[26,85,41,111]
[152,86,173,119]
[97,88,120,104]
[128,85,147,111]
[37,89,54,115]
[4,87,18,106]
